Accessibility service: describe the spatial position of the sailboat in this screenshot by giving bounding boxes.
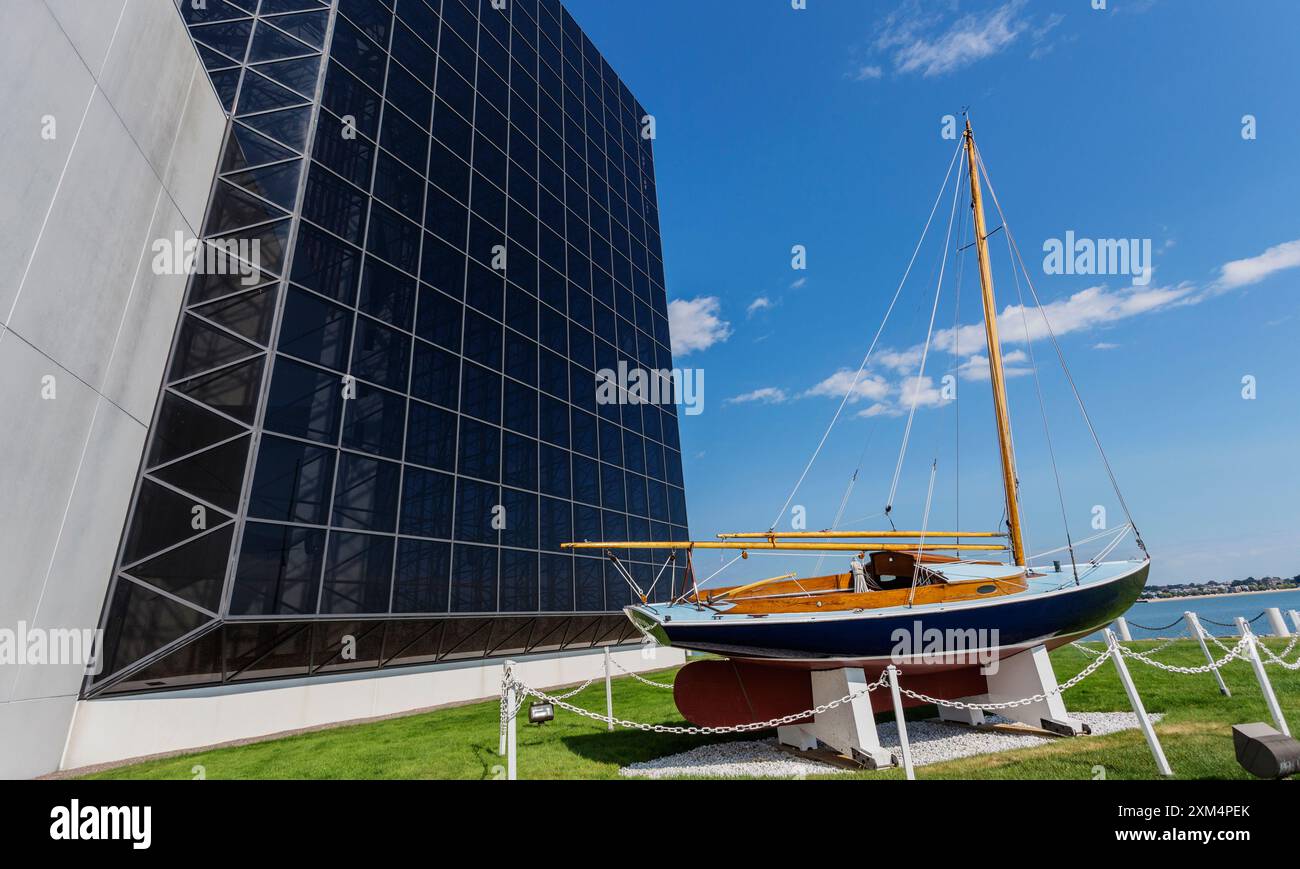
[564,120,1150,728]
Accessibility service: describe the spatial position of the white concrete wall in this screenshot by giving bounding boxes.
[0,0,226,779]
[62,645,687,771]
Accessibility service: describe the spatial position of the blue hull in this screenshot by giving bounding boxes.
[629,561,1149,667]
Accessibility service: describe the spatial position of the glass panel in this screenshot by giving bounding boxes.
[190,19,255,59]
[454,478,500,545]
[312,620,384,672]
[151,434,250,513]
[223,159,303,211]
[193,287,278,347]
[147,393,244,468]
[351,315,411,392]
[252,54,322,99]
[279,287,353,371]
[399,467,454,539]
[457,418,500,482]
[122,525,234,613]
[248,19,316,63]
[459,362,500,424]
[410,341,459,410]
[239,104,313,151]
[122,479,226,566]
[499,548,539,612]
[248,434,336,525]
[226,623,312,681]
[383,619,445,664]
[405,400,456,471]
[264,9,330,49]
[320,532,395,614]
[230,522,327,615]
[359,256,416,329]
[393,540,451,614]
[291,221,362,303]
[540,552,573,612]
[450,544,497,613]
[264,357,345,443]
[223,122,299,174]
[236,69,311,116]
[342,382,406,459]
[414,287,462,351]
[203,179,291,236]
[332,453,401,532]
[499,488,537,550]
[95,579,211,682]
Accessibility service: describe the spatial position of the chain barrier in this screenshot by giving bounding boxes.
[898,646,1116,711]
[1127,617,1186,633]
[1257,634,1300,671]
[1201,612,1266,629]
[609,656,675,689]
[500,626,1290,739]
[503,669,891,736]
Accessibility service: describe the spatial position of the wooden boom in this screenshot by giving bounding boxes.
[562,541,1010,553]
[716,531,1006,540]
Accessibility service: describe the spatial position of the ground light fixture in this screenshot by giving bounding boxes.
[529,703,556,726]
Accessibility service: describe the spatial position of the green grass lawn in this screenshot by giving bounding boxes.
[82,639,1300,780]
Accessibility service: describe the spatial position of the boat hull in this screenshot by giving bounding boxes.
[628,560,1148,673]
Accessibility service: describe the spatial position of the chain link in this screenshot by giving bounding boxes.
[1121,634,1253,674]
[504,670,891,735]
[609,656,675,689]
[898,647,1116,711]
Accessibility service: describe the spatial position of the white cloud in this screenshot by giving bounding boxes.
[747,296,773,317]
[804,369,891,404]
[956,350,1032,381]
[790,277,808,290]
[1215,239,1300,291]
[877,0,1030,78]
[853,65,883,81]
[1092,342,1120,351]
[668,296,732,356]
[898,375,950,409]
[725,387,788,406]
[934,283,1195,354]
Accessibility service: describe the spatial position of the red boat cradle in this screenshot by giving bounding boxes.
[674,659,990,728]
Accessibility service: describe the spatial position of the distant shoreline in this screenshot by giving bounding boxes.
[1139,587,1300,603]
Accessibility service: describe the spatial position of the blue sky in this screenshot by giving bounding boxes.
[565,0,1300,586]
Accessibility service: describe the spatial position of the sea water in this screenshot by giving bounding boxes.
[1084,588,1300,640]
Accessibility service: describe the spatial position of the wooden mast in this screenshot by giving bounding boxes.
[964,119,1026,566]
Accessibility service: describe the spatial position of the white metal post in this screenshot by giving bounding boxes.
[1291,610,1300,635]
[1114,617,1133,642]
[1104,630,1173,777]
[604,646,614,732]
[1265,607,1291,637]
[886,666,915,780]
[1235,618,1290,737]
[1185,612,1230,697]
[505,679,518,780]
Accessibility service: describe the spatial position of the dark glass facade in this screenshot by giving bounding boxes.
[87,0,686,697]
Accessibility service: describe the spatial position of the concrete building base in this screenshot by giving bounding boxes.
[61,645,685,772]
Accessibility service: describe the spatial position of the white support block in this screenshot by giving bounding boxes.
[984,644,1086,735]
[1266,608,1291,638]
[777,668,893,769]
[1291,610,1300,635]
[938,705,987,727]
[1114,617,1133,642]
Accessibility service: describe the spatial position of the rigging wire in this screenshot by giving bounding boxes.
[885,152,966,520]
[973,147,1148,557]
[993,164,1080,583]
[767,139,967,532]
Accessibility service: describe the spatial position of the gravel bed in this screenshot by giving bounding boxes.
[619,712,1163,779]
